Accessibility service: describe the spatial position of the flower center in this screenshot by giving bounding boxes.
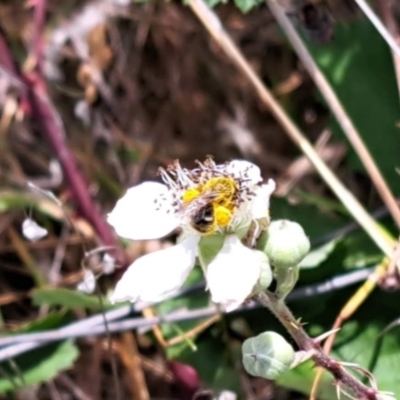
[181,177,238,235]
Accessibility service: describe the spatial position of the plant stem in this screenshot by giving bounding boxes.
[0,26,127,267]
[189,0,396,258]
[256,291,379,400]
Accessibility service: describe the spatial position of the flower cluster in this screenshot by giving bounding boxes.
[108,158,276,311]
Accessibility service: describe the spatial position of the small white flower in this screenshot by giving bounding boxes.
[77,270,96,294]
[102,253,116,275]
[22,218,48,242]
[218,391,237,400]
[108,158,275,310]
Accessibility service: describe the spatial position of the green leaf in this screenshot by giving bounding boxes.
[12,311,71,334]
[270,197,347,243]
[0,340,79,393]
[278,361,337,400]
[0,312,78,392]
[307,19,400,193]
[233,0,262,13]
[299,239,339,269]
[0,191,35,213]
[31,287,111,311]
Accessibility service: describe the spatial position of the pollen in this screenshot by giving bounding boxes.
[182,188,201,203]
[162,159,257,234]
[202,177,238,210]
[214,206,233,227]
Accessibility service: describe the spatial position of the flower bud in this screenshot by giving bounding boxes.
[264,220,310,269]
[275,265,299,300]
[255,253,273,291]
[242,331,295,380]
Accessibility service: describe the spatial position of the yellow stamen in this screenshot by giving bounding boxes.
[182,188,201,203]
[202,177,237,209]
[182,176,238,234]
[215,206,232,227]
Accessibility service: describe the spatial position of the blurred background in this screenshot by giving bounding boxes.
[0,0,400,399]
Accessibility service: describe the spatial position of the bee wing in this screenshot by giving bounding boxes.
[178,192,216,218]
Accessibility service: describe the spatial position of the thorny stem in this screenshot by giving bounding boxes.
[255,291,379,400]
[0,25,127,266]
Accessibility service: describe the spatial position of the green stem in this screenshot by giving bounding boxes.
[274,266,299,300]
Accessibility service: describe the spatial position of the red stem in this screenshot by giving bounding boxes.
[32,0,46,73]
[0,19,127,266]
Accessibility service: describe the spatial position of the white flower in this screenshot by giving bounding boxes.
[22,218,48,242]
[108,158,276,310]
[77,270,96,294]
[102,253,116,275]
[218,391,237,400]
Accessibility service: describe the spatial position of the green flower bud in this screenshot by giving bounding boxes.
[275,265,299,300]
[264,220,310,269]
[254,253,273,291]
[242,331,295,380]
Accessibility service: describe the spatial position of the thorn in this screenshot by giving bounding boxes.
[336,383,358,400]
[335,382,341,400]
[340,362,378,390]
[290,349,316,368]
[313,328,341,344]
[376,390,396,399]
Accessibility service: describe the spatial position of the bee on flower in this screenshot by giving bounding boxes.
[107,158,276,311]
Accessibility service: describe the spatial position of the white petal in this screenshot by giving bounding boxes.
[107,182,180,240]
[22,218,48,242]
[251,179,276,219]
[111,236,199,303]
[218,391,237,400]
[230,179,276,232]
[102,253,116,275]
[226,160,262,185]
[77,270,96,294]
[206,235,262,311]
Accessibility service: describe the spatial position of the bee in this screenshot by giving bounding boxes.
[180,177,238,235]
[179,191,218,235]
[190,201,215,234]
